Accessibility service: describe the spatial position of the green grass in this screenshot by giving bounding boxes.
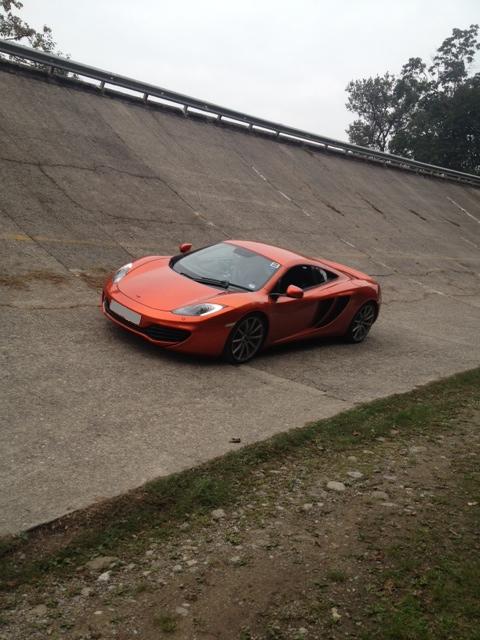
[153,613,177,633]
[1,367,479,591]
[325,569,347,583]
[358,426,480,640]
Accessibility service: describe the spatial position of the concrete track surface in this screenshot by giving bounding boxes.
[1,65,479,536]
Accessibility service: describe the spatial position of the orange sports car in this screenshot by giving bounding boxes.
[102,240,381,363]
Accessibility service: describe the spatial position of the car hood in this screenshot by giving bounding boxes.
[118,259,224,311]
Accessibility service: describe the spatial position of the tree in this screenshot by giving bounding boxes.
[0,0,57,52]
[345,24,480,174]
[345,74,398,151]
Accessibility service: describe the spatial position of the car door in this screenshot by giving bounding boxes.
[268,265,321,342]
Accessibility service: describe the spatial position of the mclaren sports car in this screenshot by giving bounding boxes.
[102,240,381,363]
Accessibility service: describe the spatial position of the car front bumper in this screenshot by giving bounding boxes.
[101,288,232,357]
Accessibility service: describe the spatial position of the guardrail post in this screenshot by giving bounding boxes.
[143,93,149,104]
[99,80,105,94]
[183,105,188,117]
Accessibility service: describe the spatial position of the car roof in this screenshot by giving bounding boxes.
[225,240,305,266]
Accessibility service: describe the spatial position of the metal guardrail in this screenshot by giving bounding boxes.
[1,39,479,188]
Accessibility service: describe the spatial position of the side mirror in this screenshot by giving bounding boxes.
[179,243,192,254]
[286,284,304,299]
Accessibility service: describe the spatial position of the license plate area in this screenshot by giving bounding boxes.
[109,300,141,326]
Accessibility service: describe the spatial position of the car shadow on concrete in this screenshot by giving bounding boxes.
[104,320,367,368]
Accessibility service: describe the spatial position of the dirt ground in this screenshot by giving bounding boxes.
[1,397,479,640]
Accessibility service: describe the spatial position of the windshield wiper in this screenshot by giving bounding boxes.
[178,272,252,291]
[226,282,252,291]
[178,272,229,288]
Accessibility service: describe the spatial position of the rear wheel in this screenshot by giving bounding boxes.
[224,314,266,364]
[345,302,376,343]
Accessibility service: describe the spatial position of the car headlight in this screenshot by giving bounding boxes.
[112,262,133,283]
[172,303,225,316]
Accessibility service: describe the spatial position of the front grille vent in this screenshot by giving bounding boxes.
[144,324,191,342]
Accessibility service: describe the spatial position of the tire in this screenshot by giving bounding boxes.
[224,314,266,364]
[345,302,376,343]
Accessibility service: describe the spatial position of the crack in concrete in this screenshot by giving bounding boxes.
[0,203,72,273]
[0,155,228,239]
[38,165,137,262]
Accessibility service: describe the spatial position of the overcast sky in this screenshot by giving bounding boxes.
[20,0,480,140]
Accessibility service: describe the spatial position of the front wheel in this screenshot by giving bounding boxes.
[345,302,376,343]
[224,314,266,364]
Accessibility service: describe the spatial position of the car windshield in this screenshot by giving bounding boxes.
[172,243,281,291]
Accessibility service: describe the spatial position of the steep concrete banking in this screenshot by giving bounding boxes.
[1,64,479,536]
[1,64,479,275]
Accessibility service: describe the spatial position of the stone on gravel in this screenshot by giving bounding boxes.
[409,445,427,454]
[326,481,346,492]
[371,491,389,500]
[97,571,111,582]
[347,455,358,462]
[81,587,93,597]
[31,604,47,617]
[307,485,327,499]
[256,539,271,548]
[347,471,363,480]
[301,503,313,512]
[383,474,398,483]
[85,556,118,571]
[211,508,226,520]
[175,606,189,616]
[186,559,197,567]
[230,556,243,566]
[172,564,183,573]
[331,607,341,622]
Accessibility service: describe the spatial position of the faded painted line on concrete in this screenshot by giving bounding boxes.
[2,233,479,264]
[0,233,164,252]
[447,197,480,224]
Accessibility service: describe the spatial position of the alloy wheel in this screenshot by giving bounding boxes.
[229,315,265,363]
[350,303,376,343]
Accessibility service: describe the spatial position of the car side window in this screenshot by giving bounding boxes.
[312,266,329,285]
[274,265,318,293]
